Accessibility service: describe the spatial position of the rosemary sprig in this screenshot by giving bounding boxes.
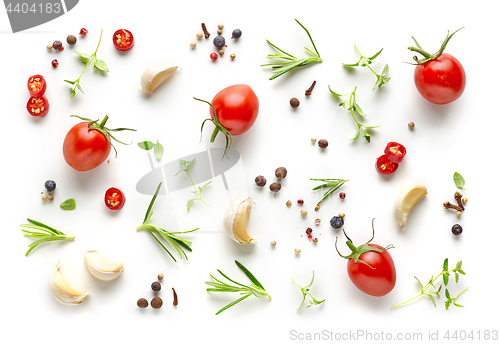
[175,158,211,212]
[136,182,198,262]
[391,259,468,310]
[343,45,390,90]
[206,260,271,315]
[64,29,109,98]
[292,271,325,310]
[21,219,74,256]
[328,86,379,142]
[310,178,349,206]
[262,19,323,80]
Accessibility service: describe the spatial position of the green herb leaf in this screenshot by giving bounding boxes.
[138,141,155,150]
[154,141,164,161]
[443,273,449,286]
[94,59,109,72]
[427,294,437,307]
[293,271,325,310]
[443,258,449,271]
[186,199,195,212]
[70,89,76,98]
[60,199,76,210]
[76,83,84,94]
[453,172,465,189]
[64,80,76,85]
[74,51,91,63]
[21,219,74,256]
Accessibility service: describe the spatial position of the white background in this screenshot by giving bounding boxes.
[0,1,498,343]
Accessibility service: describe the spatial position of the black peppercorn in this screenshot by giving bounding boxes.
[137,298,148,308]
[275,167,287,179]
[290,97,300,108]
[269,182,281,192]
[318,139,328,148]
[151,296,163,309]
[67,35,77,45]
[451,224,463,235]
[255,175,267,187]
[52,40,63,50]
[151,281,161,292]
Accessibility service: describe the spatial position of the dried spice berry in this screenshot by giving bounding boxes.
[270,182,281,192]
[52,59,59,68]
[210,52,218,61]
[151,296,163,309]
[231,29,242,39]
[306,227,313,235]
[452,224,463,235]
[290,97,300,108]
[66,35,77,45]
[137,298,148,308]
[151,281,161,292]
[213,35,226,49]
[275,167,287,179]
[286,200,292,207]
[330,216,344,229]
[339,192,346,199]
[271,241,277,246]
[297,199,304,205]
[52,40,63,50]
[255,175,267,187]
[45,180,56,192]
[318,139,328,148]
[312,237,318,243]
[301,210,308,216]
[158,273,164,280]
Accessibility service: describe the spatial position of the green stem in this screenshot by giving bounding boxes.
[391,272,445,309]
[390,293,424,309]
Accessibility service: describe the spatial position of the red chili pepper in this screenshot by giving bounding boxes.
[104,187,126,210]
[384,142,406,164]
[27,75,47,97]
[376,155,398,175]
[112,29,134,51]
[26,96,49,117]
[79,28,88,35]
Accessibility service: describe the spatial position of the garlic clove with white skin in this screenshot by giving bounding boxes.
[85,250,124,281]
[140,61,179,94]
[224,197,257,244]
[49,261,89,305]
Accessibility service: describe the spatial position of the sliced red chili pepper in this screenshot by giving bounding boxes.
[112,29,134,51]
[376,155,398,175]
[384,142,407,164]
[27,75,47,97]
[105,187,126,210]
[26,96,49,117]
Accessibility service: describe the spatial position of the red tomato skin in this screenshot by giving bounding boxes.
[26,96,49,117]
[113,29,134,51]
[414,53,466,105]
[27,75,47,97]
[347,244,396,297]
[210,84,259,136]
[104,187,126,210]
[62,122,111,171]
[384,142,406,164]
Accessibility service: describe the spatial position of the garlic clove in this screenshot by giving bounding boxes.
[140,61,179,94]
[85,250,124,281]
[49,261,89,305]
[394,185,428,229]
[224,197,257,244]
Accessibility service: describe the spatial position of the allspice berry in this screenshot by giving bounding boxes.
[290,97,300,108]
[275,167,287,179]
[67,35,77,45]
[151,282,161,292]
[318,139,328,148]
[137,298,148,308]
[255,175,267,187]
[151,296,163,309]
[270,182,281,192]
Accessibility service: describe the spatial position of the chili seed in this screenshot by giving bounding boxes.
[286,200,292,207]
[151,296,163,309]
[255,175,267,187]
[151,282,161,292]
[290,97,300,108]
[67,35,77,45]
[269,182,281,192]
[137,298,148,308]
[318,139,328,148]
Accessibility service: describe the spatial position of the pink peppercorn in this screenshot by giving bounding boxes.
[339,192,346,200]
[297,199,304,205]
[210,52,218,61]
[51,59,59,68]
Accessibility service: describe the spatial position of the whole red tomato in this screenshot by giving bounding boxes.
[63,115,135,171]
[210,84,259,135]
[414,53,466,105]
[336,220,396,297]
[409,28,465,105]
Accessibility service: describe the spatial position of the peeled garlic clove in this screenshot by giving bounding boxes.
[224,197,257,244]
[49,261,89,305]
[85,250,124,281]
[394,184,428,229]
[140,61,179,94]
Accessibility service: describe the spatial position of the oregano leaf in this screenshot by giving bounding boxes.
[154,141,164,161]
[453,172,465,189]
[95,59,109,72]
[60,199,76,210]
[138,141,155,150]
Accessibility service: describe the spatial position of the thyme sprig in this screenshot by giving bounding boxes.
[391,259,468,310]
[21,219,74,256]
[175,158,211,212]
[64,29,109,98]
[262,19,322,80]
[136,182,198,262]
[343,45,390,90]
[328,86,379,142]
[206,260,271,315]
[292,271,325,310]
[310,178,349,206]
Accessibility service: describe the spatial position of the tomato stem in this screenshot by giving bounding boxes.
[408,27,464,65]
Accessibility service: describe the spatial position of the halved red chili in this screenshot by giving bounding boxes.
[376,155,398,175]
[105,187,126,210]
[26,96,49,117]
[112,29,134,51]
[27,75,47,97]
[384,142,406,164]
